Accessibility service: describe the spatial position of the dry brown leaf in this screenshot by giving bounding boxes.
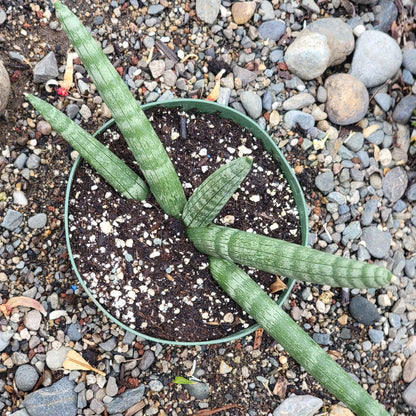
[0,296,47,317]
[269,277,287,294]
[63,349,106,376]
[125,400,146,416]
[206,68,226,101]
[253,327,263,350]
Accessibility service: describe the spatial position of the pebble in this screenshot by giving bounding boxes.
[344,132,364,152]
[0,330,14,352]
[195,0,220,24]
[33,51,59,83]
[273,395,323,416]
[45,346,69,370]
[99,336,117,352]
[185,382,210,400]
[284,32,330,80]
[407,183,416,201]
[260,1,275,20]
[382,166,408,202]
[307,18,354,66]
[313,333,331,345]
[36,120,51,135]
[350,30,402,88]
[361,198,378,226]
[14,153,28,169]
[67,322,82,341]
[361,226,391,259]
[0,8,6,25]
[23,377,77,416]
[148,4,164,15]
[392,95,416,124]
[403,353,416,383]
[315,171,335,194]
[349,295,380,325]
[403,378,416,407]
[233,66,257,86]
[374,0,398,32]
[301,0,320,14]
[1,209,24,231]
[231,1,256,25]
[0,60,10,113]
[28,213,47,229]
[240,91,262,119]
[403,49,416,75]
[368,329,384,343]
[106,385,145,414]
[284,110,315,130]
[106,376,118,397]
[15,364,39,392]
[258,20,286,41]
[139,349,155,370]
[23,310,42,331]
[66,103,79,119]
[148,379,164,392]
[330,404,355,416]
[13,190,28,206]
[26,154,41,169]
[324,74,368,126]
[148,60,165,79]
[374,92,392,112]
[282,93,315,111]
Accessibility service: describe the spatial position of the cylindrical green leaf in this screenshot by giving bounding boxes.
[188,225,392,288]
[209,257,390,416]
[182,157,253,227]
[27,94,148,200]
[54,1,186,217]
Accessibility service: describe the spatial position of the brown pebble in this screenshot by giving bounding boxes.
[37,120,52,135]
[231,1,256,25]
[403,353,416,383]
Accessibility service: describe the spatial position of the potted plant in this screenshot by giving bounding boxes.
[27,2,393,415]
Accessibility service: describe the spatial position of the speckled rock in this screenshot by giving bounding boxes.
[15,365,39,392]
[324,74,369,125]
[307,18,354,66]
[231,1,256,25]
[0,60,10,113]
[195,0,220,24]
[285,32,330,80]
[350,30,402,88]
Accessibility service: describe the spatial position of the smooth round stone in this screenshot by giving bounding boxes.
[382,166,408,202]
[231,1,256,25]
[185,381,210,400]
[284,110,315,130]
[106,376,118,397]
[26,154,41,169]
[402,68,414,85]
[258,20,286,41]
[269,49,284,63]
[148,379,164,392]
[324,74,368,126]
[282,93,315,111]
[46,347,70,370]
[366,129,384,145]
[240,91,262,119]
[148,4,164,15]
[195,0,220,24]
[66,103,79,119]
[350,30,402,88]
[392,95,416,124]
[403,379,416,407]
[374,92,392,112]
[403,49,416,75]
[67,322,82,341]
[1,209,23,231]
[28,213,47,229]
[306,18,354,66]
[379,148,392,166]
[403,354,416,383]
[368,329,384,343]
[284,32,330,80]
[15,364,39,392]
[314,171,335,194]
[139,349,155,370]
[349,295,380,326]
[260,1,275,20]
[0,60,11,113]
[407,183,416,201]
[37,120,52,135]
[24,310,42,331]
[361,226,391,259]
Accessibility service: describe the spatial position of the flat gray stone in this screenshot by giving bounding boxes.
[282,93,315,110]
[273,395,323,416]
[1,209,23,231]
[28,213,47,229]
[33,51,59,83]
[361,226,391,259]
[23,377,77,416]
[195,0,220,24]
[233,66,257,86]
[374,92,392,112]
[106,385,145,414]
[139,349,155,370]
[403,378,416,407]
[403,49,416,75]
[314,171,335,194]
[382,166,408,202]
[99,336,118,352]
[349,295,380,326]
[185,381,210,399]
[392,95,416,124]
[240,91,262,119]
[46,346,69,370]
[350,30,402,88]
[0,330,14,352]
[361,198,379,226]
[258,20,286,41]
[284,110,315,130]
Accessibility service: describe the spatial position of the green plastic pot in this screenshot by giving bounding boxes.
[65,99,309,346]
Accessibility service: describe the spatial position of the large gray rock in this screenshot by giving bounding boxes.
[285,32,330,80]
[350,30,402,88]
[195,0,220,24]
[0,60,10,113]
[392,95,416,124]
[307,18,354,66]
[374,0,398,33]
[23,377,77,416]
[33,51,59,83]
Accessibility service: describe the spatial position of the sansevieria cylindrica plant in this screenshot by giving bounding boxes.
[26,2,393,415]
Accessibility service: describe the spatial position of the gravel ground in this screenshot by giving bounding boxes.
[1,0,416,415]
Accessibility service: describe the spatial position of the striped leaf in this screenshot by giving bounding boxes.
[209,257,390,416]
[54,1,186,217]
[182,157,253,227]
[188,225,392,288]
[27,94,148,200]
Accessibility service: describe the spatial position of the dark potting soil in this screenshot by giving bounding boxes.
[68,106,301,342]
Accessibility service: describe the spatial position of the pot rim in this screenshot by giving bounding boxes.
[64,98,309,346]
